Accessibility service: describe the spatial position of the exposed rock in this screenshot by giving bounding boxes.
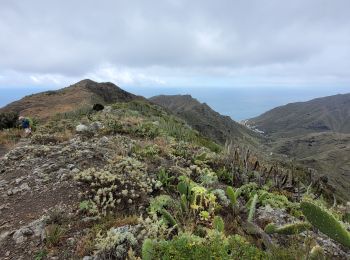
[12,218,45,244]
[76,124,89,132]
[7,183,31,196]
[89,121,103,132]
[0,231,10,245]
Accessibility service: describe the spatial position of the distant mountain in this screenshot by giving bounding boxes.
[246,93,350,138]
[246,93,350,201]
[150,94,261,146]
[0,79,142,120]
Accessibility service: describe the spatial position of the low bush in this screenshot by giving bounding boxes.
[0,112,18,130]
[144,231,266,259]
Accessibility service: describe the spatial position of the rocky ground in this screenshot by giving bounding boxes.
[0,102,349,259]
[0,132,134,259]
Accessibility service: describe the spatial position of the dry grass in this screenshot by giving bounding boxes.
[0,128,22,150]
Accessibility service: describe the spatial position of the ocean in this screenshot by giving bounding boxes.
[1,86,349,121]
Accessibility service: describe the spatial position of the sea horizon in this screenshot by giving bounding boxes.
[1,85,349,121]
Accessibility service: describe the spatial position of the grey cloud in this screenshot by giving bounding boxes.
[0,0,350,87]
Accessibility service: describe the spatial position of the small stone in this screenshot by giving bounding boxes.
[89,121,103,132]
[0,180,8,188]
[22,228,34,236]
[76,124,89,132]
[82,216,100,223]
[99,136,109,144]
[67,164,75,170]
[20,183,30,191]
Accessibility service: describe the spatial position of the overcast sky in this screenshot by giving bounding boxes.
[1,0,350,89]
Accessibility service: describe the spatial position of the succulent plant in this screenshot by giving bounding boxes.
[180,194,188,213]
[177,181,189,197]
[226,186,237,207]
[161,208,177,227]
[301,200,350,248]
[213,216,225,232]
[142,238,155,260]
[264,222,311,235]
[247,194,258,222]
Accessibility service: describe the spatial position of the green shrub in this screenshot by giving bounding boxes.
[301,199,350,248]
[149,195,174,214]
[147,232,266,259]
[0,112,18,130]
[157,168,175,188]
[142,238,155,260]
[132,122,160,138]
[132,144,160,159]
[217,167,232,184]
[268,244,309,260]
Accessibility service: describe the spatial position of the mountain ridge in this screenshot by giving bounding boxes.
[246,93,350,137]
[0,79,143,120]
[150,94,262,147]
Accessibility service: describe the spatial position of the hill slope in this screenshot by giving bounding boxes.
[1,99,348,259]
[246,93,350,201]
[246,93,350,138]
[0,79,142,120]
[150,94,261,146]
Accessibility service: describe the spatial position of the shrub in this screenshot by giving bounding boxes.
[94,226,137,259]
[132,122,160,138]
[147,232,266,259]
[157,168,175,189]
[148,195,174,215]
[0,112,18,130]
[75,156,161,215]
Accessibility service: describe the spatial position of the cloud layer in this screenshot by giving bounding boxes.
[1,0,350,88]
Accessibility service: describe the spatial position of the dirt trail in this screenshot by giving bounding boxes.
[0,144,8,158]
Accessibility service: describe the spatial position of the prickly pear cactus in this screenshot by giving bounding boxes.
[301,200,350,248]
[264,222,311,235]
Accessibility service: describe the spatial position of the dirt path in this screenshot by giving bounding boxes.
[0,144,8,158]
